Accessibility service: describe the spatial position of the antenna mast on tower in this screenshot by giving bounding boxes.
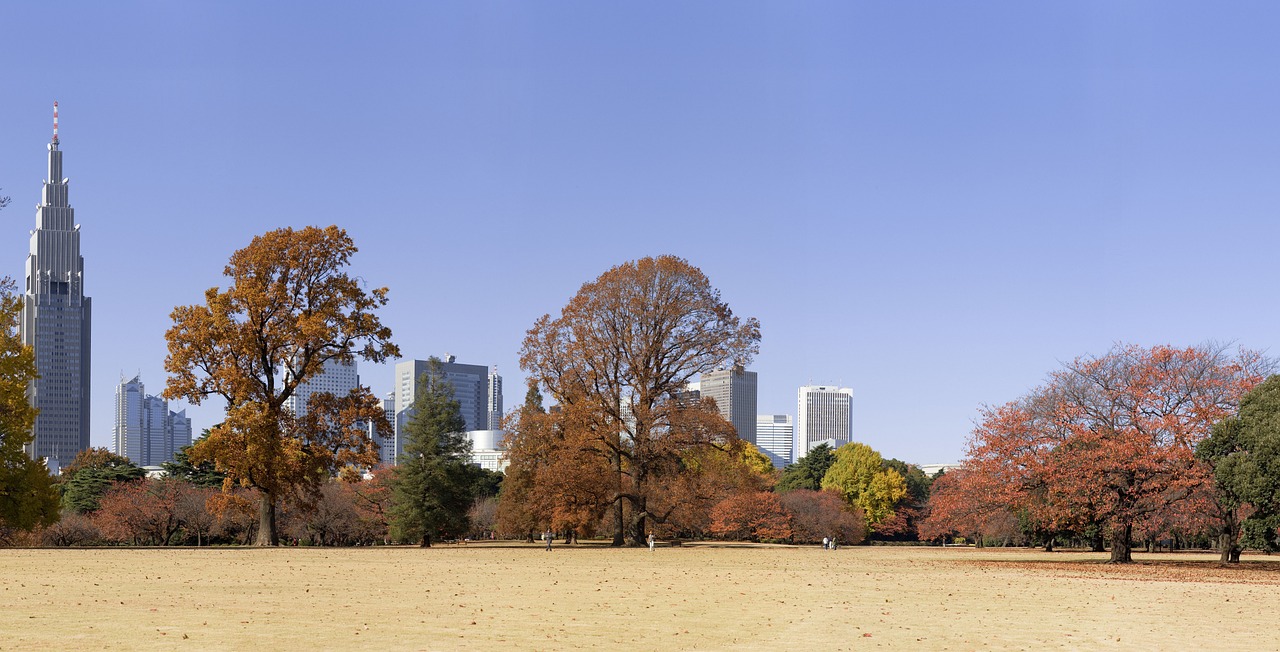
[52,101,59,144]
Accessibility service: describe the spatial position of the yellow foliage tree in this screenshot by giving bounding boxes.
[821,442,907,530]
[163,226,398,545]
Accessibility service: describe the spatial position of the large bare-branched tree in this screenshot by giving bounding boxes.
[164,225,398,545]
[517,255,760,545]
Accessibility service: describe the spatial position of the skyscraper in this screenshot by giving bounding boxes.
[697,366,758,444]
[393,355,502,463]
[487,367,503,431]
[285,358,359,417]
[796,385,853,456]
[113,375,191,466]
[756,414,794,467]
[22,103,92,471]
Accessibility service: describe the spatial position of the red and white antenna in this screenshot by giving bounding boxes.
[52,101,59,144]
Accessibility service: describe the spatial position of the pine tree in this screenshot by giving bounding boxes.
[389,358,475,546]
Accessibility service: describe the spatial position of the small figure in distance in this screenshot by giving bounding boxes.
[648,532,655,552]
[822,536,829,550]
[830,535,837,551]
[544,529,553,552]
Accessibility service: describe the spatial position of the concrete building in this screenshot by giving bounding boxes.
[466,429,508,473]
[113,375,192,466]
[796,385,853,456]
[756,414,794,467]
[285,358,359,418]
[487,367,503,431]
[697,366,758,445]
[393,355,502,463]
[21,103,92,472]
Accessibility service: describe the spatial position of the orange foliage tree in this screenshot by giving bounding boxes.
[516,256,760,546]
[164,226,398,545]
[957,343,1266,562]
[709,491,792,541]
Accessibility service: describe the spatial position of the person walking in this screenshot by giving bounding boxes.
[544,530,553,552]
[648,533,655,552]
[822,536,829,550]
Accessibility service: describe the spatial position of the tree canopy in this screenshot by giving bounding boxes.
[1199,374,1280,560]
[777,443,835,493]
[516,255,761,545]
[164,225,398,545]
[821,442,908,531]
[933,343,1268,562]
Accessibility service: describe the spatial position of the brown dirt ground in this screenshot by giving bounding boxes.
[1,543,1276,650]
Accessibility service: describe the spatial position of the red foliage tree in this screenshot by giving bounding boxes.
[709,491,792,542]
[778,489,866,545]
[959,344,1266,561]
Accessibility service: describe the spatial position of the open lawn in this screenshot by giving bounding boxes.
[1,543,1277,650]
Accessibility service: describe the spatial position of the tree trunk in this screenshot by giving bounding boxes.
[1042,536,1054,553]
[629,497,647,547]
[256,493,279,546]
[611,499,625,547]
[421,532,432,548]
[1109,524,1133,563]
[1219,532,1241,564]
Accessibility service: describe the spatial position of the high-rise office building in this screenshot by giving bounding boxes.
[697,366,758,444]
[393,355,502,463]
[371,391,395,466]
[487,367,503,431]
[285,358,359,417]
[756,414,794,467]
[22,103,92,471]
[113,375,191,466]
[796,385,853,456]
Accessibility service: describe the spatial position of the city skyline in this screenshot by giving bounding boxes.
[3,4,1278,465]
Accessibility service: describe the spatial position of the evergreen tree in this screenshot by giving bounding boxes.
[777,443,836,493]
[161,441,228,488]
[60,448,146,514]
[389,358,475,546]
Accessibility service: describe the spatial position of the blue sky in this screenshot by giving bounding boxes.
[2,2,1277,464]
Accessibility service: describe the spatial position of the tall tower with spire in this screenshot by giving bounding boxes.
[21,102,92,471]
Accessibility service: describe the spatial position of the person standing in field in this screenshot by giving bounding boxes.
[822,536,829,550]
[544,530,552,551]
[648,533,655,552]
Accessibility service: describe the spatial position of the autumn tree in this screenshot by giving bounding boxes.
[164,225,397,545]
[777,443,835,493]
[709,491,792,542]
[960,343,1267,562]
[0,277,60,538]
[821,442,908,532]
[778,489,866,545]
[1198,375,1280,561]
[518,256,760,546]
[94,478,187,546]
[388,360,476,546]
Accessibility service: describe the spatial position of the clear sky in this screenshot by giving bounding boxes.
[2,2,1277,465]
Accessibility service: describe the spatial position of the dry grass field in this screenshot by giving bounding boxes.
[2,543,1278,650]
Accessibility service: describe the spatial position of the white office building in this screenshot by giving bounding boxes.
[796,385,853,456]
[756,414,794,467]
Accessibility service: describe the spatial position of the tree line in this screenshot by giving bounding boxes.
[919,344,1280,563]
